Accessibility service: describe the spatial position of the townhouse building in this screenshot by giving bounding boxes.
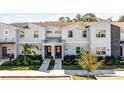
[0,20,122,60]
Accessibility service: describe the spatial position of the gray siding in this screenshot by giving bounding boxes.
[111,24,120,57]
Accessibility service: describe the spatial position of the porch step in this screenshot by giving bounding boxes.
[39,59,50,71]
[53,59,62,70]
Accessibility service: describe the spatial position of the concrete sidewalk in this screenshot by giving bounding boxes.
[0,70,67,76]
[0,70,123,76]
[0,70,123,77]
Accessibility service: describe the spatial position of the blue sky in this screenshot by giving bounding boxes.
[0,13,123,23]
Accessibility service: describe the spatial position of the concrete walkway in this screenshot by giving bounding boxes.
[54,59,62,70]
[0,59,7,65]
[39,59,50,71]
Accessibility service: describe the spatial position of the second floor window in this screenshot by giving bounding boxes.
[82,31,87,38]
[20,31,24,38]
[34,31,39,38]
[4,30,9,35]
[55,31,61,34]
[47,31,52,33]
[68,30,73,38]
[96,30,106,38]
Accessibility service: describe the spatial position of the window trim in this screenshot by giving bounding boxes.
[34,31,39,38]
[68,30,73,38]
[82,31,87,38]
[20,31,24,38]
[96,30,106,38]
[96,47,106,55]
[47,31,52,33]
[76,47,80,54]
[4,30,9,35]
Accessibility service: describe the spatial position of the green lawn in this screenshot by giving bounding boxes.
[62,64,81,70]
[0,65,41,70]
[72,75,97,80]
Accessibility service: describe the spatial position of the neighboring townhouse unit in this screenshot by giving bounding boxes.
[0,20,122,60]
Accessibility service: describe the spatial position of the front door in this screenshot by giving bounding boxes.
[45,46,51,58]
[55,46,62,59]
[120,46,123,56]
[2,47,7,58]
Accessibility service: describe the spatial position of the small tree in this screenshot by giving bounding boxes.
[78,50,103,79]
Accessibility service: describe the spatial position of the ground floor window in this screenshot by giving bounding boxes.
[76,47,80,54]
[96,47,106,55]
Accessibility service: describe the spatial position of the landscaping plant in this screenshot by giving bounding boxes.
[78,50,103,80]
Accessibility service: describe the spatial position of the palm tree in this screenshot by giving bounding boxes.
[78,50,103,79]
[20,43,38,65]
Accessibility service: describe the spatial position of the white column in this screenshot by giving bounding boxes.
[52,45,55,59]
[122,45,124,57]
[62,44,64,60]
[14,44,17,59]
[0,45,1,58]
[42,44,45,59]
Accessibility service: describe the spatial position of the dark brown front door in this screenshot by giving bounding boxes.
[45,46,51,58]
[55,46,62,58]
[2,47,7,58]
[120,46,123,56]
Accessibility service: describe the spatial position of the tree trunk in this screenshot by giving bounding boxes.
[24,53,26,63]
[87,72,89,80]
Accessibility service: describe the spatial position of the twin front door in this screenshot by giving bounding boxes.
[45,46,51,58]
[2,47,7,58]
[44,46,62,59]
[55,46,62,58]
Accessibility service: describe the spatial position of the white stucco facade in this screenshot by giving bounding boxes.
[89,21,111,56]
[0,20,122,59]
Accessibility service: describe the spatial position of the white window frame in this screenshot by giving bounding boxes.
[4,30,9,35]
[20,31,24,38]
[76,47,80,54]
[34,31,39,38]
[82,31,87,38]
[47,31,52,33]
[96,47,106,55]
[68,30,73,38]
[96,30,106,38]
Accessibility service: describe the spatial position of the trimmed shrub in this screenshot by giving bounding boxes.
[16,61,21,66]
[63,55,79,65]
[1,55,43,66]
[29,60,41,65]
[2,61,15,66]
[104,56,121,65]
[23,60,29,66]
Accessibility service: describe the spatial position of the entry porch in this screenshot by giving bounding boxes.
[42,44,64,59]
[0,43,17,59]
